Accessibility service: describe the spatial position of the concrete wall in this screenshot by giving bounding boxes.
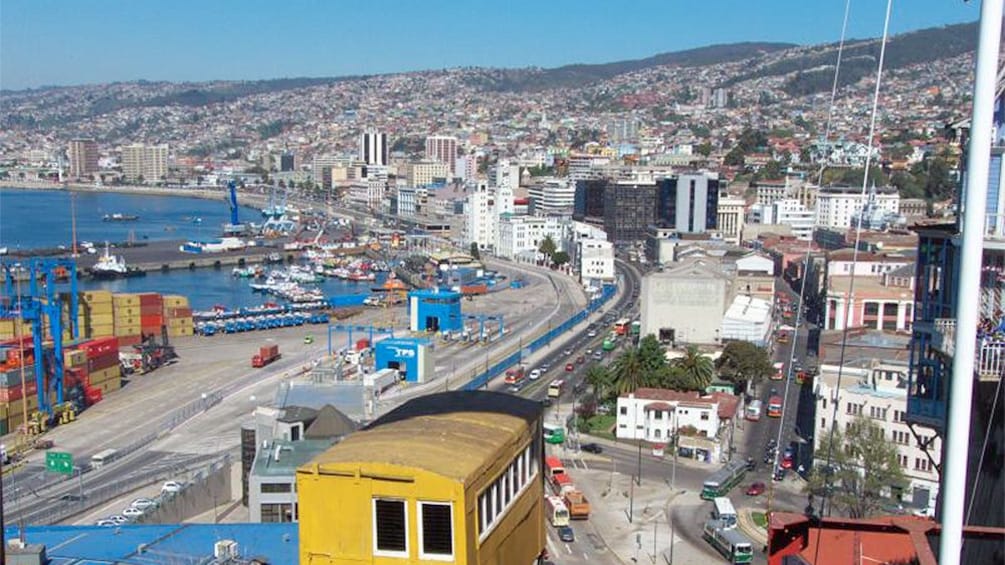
[141,460,234,524]
[641,274,727,345]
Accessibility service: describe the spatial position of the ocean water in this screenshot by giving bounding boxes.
[0,187,259,250]
[0,188,381,310]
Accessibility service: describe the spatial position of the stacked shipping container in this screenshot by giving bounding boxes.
[163,295,194,338]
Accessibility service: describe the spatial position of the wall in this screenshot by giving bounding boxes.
[141,459,233,524]
[641,273,727,345]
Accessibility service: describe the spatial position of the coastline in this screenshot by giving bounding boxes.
[0,181,273,210]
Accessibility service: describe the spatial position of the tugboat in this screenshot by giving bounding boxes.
[89,243,145,279]
[102,213,140,222]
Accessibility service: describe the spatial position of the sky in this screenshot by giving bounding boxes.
[0,0,981,91]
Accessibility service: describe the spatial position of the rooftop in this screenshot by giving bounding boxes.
[253,438,336,477]
[826,274,915,298]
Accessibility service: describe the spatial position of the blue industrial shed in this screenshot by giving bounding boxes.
[3,523,298,564]
[373,337,434,383]
[408,288,462,333]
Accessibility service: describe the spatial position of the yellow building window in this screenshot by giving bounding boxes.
[373,498,408,558]
[419,502,454,560]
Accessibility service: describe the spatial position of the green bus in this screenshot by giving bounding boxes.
[703,520,753,564]
[630,320,641,336]
[602,338,616,352]
[543,423,566,445]
[700,460,747,500]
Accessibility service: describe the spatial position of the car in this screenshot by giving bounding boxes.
[587,330,597,338]
[772,467,787,482]
[781,448,795,469]
[563,348,573,356]
[59,494,86,502]
[508,383,523,394]
[592,351,603,360]
[161,481,184,494]
[130,497,158,510]
[122,506,145,518]
[558,525,575,543]
[746,481,766,496]
[745,457,756,471]
[580,443,603,454]
[565,363,574,372]
[108,515,129,525]
[576,355,585,364]
[541,398,552,407]
[529,369,542,380]
[95,519,117,527]
[540,363,550,373]
[585,348,593,355]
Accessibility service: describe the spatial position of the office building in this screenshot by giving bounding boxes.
[717,195,746,245]
[280,152,296,172]
[68,138,99,179]
[657,173,720,234]
[425,135,458,173]
[296,391,547,564]
[495,215,566,260]
[359,128,388,167]
[406,161,450,187]
[573,179,607,222]
[603,181,658,243]
[121,143,168,182]
[464,183,496,251]
[527,178,575,215]
[815,185,899,229]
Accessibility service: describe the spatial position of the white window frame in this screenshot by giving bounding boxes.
[417,501,455,561]
[372,498,409,559]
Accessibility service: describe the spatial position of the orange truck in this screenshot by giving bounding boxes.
[563,489,591,519]
[252,344,281,368]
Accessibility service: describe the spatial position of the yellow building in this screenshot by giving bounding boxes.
[297,391,546,565]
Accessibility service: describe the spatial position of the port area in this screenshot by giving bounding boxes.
[0,257,587,526]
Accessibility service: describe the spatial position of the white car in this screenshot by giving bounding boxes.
[130,497,157,510]
[161,481,184,494]
[529,369,541,380]
[95,519,117,527]
[122,507,145,519]
[587,330,597,338]
[108,515,129,525]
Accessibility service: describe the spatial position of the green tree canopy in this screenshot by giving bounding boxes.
[551,250,570,267]
[469,242,481,260]
[715,341,775,387]
[669,346,714,391]
[611,348,645,395]
[806,416,908,519]
[538,235,557,259]
[585,364,615,402]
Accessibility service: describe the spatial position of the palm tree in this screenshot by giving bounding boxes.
[611,348,645,395]
[585,364,614,402]
[672,345,714,391]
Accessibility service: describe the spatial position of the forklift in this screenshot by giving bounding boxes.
[132,325,179,374]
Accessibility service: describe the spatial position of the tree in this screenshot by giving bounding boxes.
[637,335,668,375]
[611,348,645,395]
[551,250,570,267]
[670,346,714,391]
[585,364,615,402]
[695,142,713,157]
[538,235,557,260]
[806,417,908,519]
[715,341,775,388]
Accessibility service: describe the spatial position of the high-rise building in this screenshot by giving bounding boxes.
[359,128,388,167]
[120,143,168,182]
[573,180,607,222]
[603,181,658,243]
[528,178,575,215]
[657,173,720,234]
[280,152,296,172]
[815,185,899,229]
[425,135,457,173]
[68,138,99,179]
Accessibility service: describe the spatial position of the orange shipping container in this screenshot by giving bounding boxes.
[138,293,163,307]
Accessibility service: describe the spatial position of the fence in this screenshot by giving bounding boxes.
[462,283,617,390]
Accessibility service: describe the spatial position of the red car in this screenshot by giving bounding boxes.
[781,451,794,470]
[565,363,575,372]
[746,481,766,496]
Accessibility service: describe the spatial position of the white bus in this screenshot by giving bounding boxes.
[90,448,119,469]
[745,400,763,422]
[548,379,565,398]
[545,495,571,527]
[712,497,738,529]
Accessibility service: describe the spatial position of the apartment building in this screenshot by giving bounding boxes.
[68,138,99,179]
[816,185,899,229]
[495,215,566,260]
[121,143,168,182]
[425,135,457,173]
[717,194,746,245]
[406,160,450,187]
[527,178,575,215]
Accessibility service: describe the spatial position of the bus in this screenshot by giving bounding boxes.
[776,330,790,344]
[701,461,747,500]
[712,497,738,529]
[504,367,526,385]
[550,473,575,497]
[770,361,784,380]
[703,520,754,564]
[544,456,566,478]
[630,320,641,337]
[548,379,565,398]
[543,423,566,445]
[745,400,762,422]
[767,395,783,418]
[602,338,616,352]
[614,318,630,335]
[545,495,571,527]
[90,448,119,469]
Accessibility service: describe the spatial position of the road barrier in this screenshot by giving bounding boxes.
[462,283,616,391]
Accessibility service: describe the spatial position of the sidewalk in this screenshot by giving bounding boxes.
[737,507,769,547]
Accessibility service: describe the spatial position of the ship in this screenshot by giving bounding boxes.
[102,213,140,222]
[89,243,144,279]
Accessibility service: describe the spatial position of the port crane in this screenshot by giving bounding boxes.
[0,258,80,430]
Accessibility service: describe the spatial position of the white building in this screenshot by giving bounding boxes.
[490,159,521,191]
[720,295,773,346]
[772,199,816,241]
[121,143,168,182]
[395,186,428,217]
[816,185,899,229]
[616,388,740,463]
[359,128,388,167]
[640,259,731,345]
[815,363,941,514]
[567,153,612,181]
[464,184,496,251]
[716,195,746,245]
[576,239,615,285]
[495,215,567,260]
[528,178,575,215]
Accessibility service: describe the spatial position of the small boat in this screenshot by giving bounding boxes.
[90,243,130,279]
[102,213,140,222]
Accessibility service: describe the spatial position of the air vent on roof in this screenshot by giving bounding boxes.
[214,539,239,559]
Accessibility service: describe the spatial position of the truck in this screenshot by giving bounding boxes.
[252,344,281,368]
[563,489,591,520]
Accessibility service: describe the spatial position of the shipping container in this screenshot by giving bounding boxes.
[82,290,114,303]
[113,293,141,306]
[355,338,370,351]
[81,337,119,357]
[87,351,120,373]
[63,349,87,367]
[165,307,193,319]
[140,314,163,327]
[117,335,143,346]
[163,295,190,308]
[89,366,121,386]
[114,325,141,337]
[140,304,162,316]
[138,293,163,306]
[460,283,489,296]
[167,327,195,338]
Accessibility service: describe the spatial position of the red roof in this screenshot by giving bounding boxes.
[627,388,740,419]
[643,402,673,411]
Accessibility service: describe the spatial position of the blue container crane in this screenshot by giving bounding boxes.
[227,180,240,227]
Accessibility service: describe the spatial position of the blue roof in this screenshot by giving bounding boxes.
[5,523,298,564]
[408,288,461,299]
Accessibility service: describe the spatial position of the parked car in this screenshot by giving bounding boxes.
[122,507,145,519]
[563,348,573,356]
[108,515,129,525]
[529,369,542,380]
[95,519,117,527]
[746,481,766,496]
[772,467,787,482]
[558,525,576,542]
[781,449,795,469]
[540,363,550,373]
[161,481,184,494]
[581,443,603,454]
[587,330,597,338]
[565,363,575,372]
[130,497,158,510]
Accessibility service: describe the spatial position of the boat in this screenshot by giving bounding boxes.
[102,213,140,222]
[89,243,142,279]
[179,237,247,254]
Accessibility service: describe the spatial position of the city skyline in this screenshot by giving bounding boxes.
[0,0,979,91]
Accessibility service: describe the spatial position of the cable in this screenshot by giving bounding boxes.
[964,367,1002,524]
[820,0,894,519]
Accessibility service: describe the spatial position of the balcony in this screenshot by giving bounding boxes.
[932,318,1005,381]
[987,213,1005,243]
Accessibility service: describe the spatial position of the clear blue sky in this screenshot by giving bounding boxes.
[0,0,980,91]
